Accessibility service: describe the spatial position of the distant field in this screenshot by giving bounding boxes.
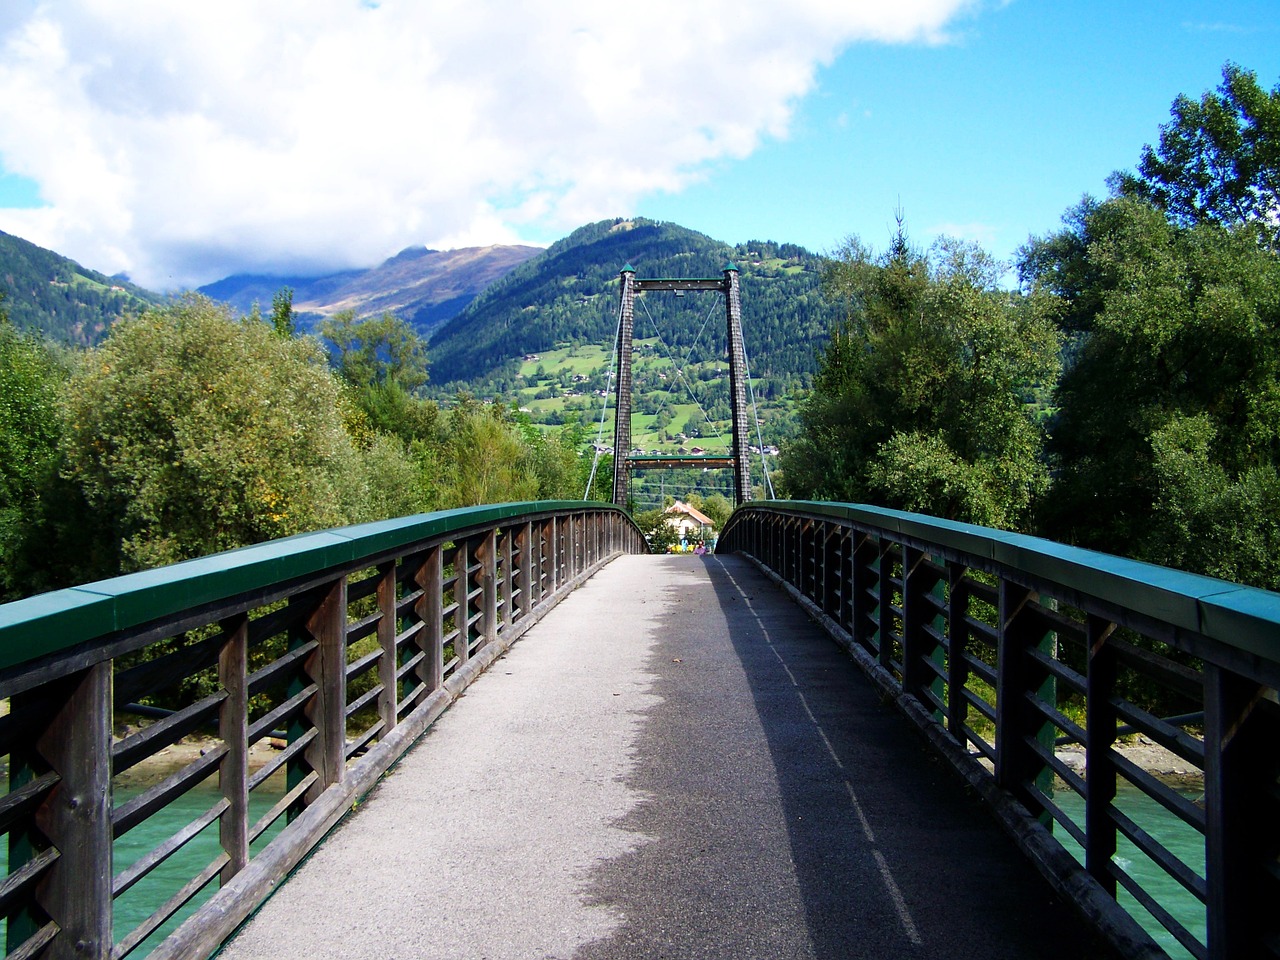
[512,339,785,458]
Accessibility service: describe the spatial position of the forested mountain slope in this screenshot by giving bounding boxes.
[427,219,840,391]
[0,230,163,345]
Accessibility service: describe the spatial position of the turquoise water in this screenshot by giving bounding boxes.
[1055,784,1206,960]
[1,779,283,959]
[112,781,285,958]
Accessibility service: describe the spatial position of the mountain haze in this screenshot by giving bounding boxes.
[199,244,541,337]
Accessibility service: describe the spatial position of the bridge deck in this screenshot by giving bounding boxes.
[219,554,1113,960]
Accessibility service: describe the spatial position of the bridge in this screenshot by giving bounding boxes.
[0,500,1277,960]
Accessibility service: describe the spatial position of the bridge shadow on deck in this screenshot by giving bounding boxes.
[573,554,1114,960]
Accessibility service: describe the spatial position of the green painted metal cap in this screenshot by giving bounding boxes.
[723,262,739,272]
[620,263,636,273]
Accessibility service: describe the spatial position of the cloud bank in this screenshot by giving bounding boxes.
[0,1,977,289]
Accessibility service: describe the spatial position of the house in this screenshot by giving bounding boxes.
[663,500,715,540]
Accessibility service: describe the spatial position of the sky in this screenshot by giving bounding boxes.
[0,1,1275,292]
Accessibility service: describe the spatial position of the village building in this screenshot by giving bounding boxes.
[663,500,715,540]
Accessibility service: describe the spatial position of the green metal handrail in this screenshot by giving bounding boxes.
[0,501,647,960]
[719,501,1279,960]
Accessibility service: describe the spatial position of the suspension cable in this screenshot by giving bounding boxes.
[741,335,776,499]
[636,293,721,440]
[583,295,624,500]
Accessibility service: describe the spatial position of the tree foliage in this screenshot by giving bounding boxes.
[0,229,161,345]
[1020,195,1280,586]
[1113,63,1280,250]
[0,306,69,597]
[321,310,429,391]
[60,297,380,570]
[781,228,1060,530]
[428,219,840,390]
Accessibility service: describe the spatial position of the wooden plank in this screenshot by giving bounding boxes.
[114,853,228,959]
[0,770,60,837]
[0,845,58,916]
[113,632,224,708]
[111,691,226,775]
[113,799,227,898]
[113,747,226,838]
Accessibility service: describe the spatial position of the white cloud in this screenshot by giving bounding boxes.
[0,0,979,289]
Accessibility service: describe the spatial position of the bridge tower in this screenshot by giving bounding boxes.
[612,264,754,507]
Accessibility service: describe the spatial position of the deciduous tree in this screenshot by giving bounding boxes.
[781,228,1060,530]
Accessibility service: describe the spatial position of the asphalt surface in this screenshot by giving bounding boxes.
[218,554,1115,960]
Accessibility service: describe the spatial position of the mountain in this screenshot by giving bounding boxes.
[0,230,163,345]
[199,244,542,337]
[427,218,841,389]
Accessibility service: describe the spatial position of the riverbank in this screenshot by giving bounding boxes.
[1057,734,1205,792]
[111,734,288,791]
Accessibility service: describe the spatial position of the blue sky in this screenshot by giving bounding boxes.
[0,1,1275,290]
[634,2,1280,266]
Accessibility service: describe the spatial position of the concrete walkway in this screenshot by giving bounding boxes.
[219,554,1114,960]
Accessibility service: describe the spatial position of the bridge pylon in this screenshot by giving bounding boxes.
[612,264,753,508]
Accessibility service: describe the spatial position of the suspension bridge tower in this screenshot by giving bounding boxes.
[611,263,754,507]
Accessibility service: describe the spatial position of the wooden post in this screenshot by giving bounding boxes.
[877,541,895,670]
[1084,615,1118,897]
[822,526,841,620]
[547,517,559,595]
[995,580,1053,821]
[946,562,971,743]
[479,530,498,648]
[454,539,470,667]
[612,267,636,506]
[304,578,347,800]
[376,562,398,736]
[517,522,534,619]
[34,663,113,960]
[902,547,944,718]
[851,533,878,653]
[1203,663,1274,959]
[501,527,514,634]
[417,545,444,693]
[219,614,250,885]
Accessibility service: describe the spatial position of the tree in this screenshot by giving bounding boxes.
[60,296,381,571]
[0,307,69,598]
[434,399,538,508]
[780,227,1061,530]
[321,310,429,391]
[1112,63,1280,250]
[271,286,296,339]
[1020,196,1280,585]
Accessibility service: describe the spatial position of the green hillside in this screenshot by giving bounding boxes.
[428,218,840,392]
[0,230,163,345]
[425,219,839,502]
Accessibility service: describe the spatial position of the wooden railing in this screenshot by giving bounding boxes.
[0,501,645,960]
[719,501,1279,960]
